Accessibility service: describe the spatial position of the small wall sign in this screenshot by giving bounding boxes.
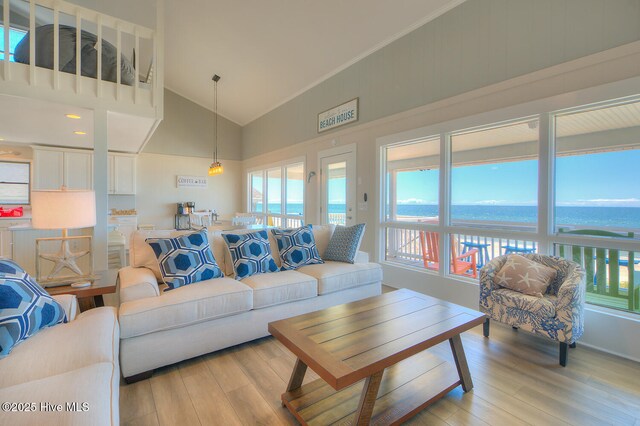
[318,98,358,133]
[177,175,207,188]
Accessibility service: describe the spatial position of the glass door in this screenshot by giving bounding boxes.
[320,150,356,226]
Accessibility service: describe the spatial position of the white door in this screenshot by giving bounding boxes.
[319,148,356,226]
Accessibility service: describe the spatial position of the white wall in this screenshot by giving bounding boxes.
[136,153,242,230]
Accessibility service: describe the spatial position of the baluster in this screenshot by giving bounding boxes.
[134,28,139,103]
[116,23,121,100]
[53,4,59,89]
[75,12,81,93]
[96,14,102,97]
[3,0,9,80]
[29,0,35,85]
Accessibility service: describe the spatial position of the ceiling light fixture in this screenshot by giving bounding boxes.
[208,74,223,176]
[65,114,82,119]
[74,131,87,135]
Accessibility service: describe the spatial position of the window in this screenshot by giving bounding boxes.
[0,161,30,204]
[379,93,640,315]
[382,138,439,268]
[0,27,27,62]
[249,171,263,213]
[248,160,304,227]
[553,99,640,314]
[451,119,539,230]
[554,100,640,232]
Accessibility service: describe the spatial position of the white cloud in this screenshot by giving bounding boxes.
[559,198,640,207]
[397,198,434,204]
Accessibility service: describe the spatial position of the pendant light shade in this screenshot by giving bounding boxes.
[208,74,223,176]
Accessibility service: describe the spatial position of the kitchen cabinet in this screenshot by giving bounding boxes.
[0,219,31,259]
[109,154,136,195]
[33,147,92,190]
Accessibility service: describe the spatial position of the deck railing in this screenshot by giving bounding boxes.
[384,221,640,313]
[0,0,159,109]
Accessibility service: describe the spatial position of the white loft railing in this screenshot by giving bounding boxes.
[1,0,160,111]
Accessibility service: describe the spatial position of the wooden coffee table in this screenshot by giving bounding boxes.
[268,289,486,425]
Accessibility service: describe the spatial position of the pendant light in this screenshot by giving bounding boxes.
[208,74,224,176]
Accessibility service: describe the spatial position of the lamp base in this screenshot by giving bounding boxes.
[36,235,93,287]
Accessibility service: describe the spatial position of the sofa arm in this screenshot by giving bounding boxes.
[52,294,78,321]
[555,262,586,341]
[118,266,160,303]
[478,256,508,311]
[354,251,369,264]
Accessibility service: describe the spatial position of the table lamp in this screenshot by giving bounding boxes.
[31,187,96,286]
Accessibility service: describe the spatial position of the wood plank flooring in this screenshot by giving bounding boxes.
[120,311,640,425]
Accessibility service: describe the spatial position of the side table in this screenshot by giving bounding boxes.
[46,270,118,312]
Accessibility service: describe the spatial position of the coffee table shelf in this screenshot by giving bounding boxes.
[282,350,460,426]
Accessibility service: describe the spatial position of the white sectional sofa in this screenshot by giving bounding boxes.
[0,295,120,426]
[117,225,383,382]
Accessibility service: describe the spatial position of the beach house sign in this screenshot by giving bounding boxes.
[318,98,358,133]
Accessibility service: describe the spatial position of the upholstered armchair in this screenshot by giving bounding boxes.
[479,254,586,366]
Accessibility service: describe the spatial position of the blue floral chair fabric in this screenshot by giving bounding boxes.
[479,254,586,366]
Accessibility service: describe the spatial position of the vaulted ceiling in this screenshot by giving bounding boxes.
[164,0,465,126]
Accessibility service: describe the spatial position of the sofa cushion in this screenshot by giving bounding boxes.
[119,278,253,338]
[0,307,118,389]
[323,224,365,263]
[146,230,224,291]
[310,224,335,258]
[271,226,324,270]
[222,230,278,280]
[0,363,118,426]
[241,270,317,309]
[297,261,383,295]
[0,259,67,358]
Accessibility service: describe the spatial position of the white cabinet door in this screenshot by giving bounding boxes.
[0,228,12,258]
[64,151,93,190]
[33,149,64,190]
[113,155,136,195]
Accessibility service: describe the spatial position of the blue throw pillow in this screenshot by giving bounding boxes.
[271,226,324,270]
[146,230,224,291]
[0,259,67,358]
[323,223,366,263]
[222,230,278,280]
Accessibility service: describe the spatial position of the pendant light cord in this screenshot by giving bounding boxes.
[212,74,221,164]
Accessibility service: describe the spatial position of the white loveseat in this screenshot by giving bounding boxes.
[0,295,120,426]
[117,225,383,382]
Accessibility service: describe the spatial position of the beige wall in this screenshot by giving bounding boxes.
[136,153,242,230]
[144,89,243,161]
[242,0,640,159]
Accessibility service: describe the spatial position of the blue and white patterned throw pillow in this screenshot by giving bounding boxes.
[146,231,224,291]
[0,259,67,358]
[222,230,278,280]
[323,223,366,264]
[271,226,324,270]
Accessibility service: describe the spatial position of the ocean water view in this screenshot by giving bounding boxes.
[260,203,640,230]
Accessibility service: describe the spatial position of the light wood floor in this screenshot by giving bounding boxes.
[120,316,640,426]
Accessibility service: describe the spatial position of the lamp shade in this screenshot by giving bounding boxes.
[31,189,96,230]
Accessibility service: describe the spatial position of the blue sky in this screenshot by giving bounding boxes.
[395,149,640,207]
[0,27,26,61]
